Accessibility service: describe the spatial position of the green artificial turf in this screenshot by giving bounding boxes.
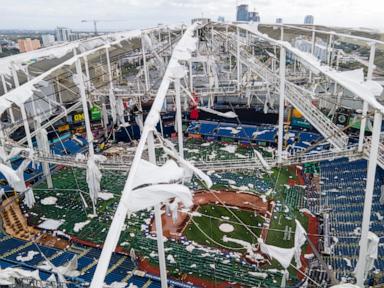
[184,204,265,251]
[266,211,308,248]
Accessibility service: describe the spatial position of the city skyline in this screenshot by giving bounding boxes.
[1,0,384,32]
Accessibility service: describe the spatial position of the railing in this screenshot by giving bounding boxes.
[363,137,384,169]
[26,145,362,172]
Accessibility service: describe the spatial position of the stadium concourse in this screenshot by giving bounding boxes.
[0,20,384,288]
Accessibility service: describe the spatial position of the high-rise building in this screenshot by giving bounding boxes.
[17,38,41,52]
[236,4,249,21]
[55,27,72,42]
[276,18,283,24]
[304,15,314,25]
[217,16,225,23]
[248,11,260,22]
[41,34,56,47]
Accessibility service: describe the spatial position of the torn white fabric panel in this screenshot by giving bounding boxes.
[86,156,103,206]
[46,273,57,283]
[237,23,384,113]
[133,159,185,189]
[7,147,31,161]
[126,184,192,212]
[0,29,145,121]
[116,98,126,125]
[109,88,117,124]
[223,235,253,251]
[0,268,40,285]
[255,150,271,170]
[198,107,237,118]
[24,188,35,209]
[0,163,22,191]
[4,82,40,107]
[294,220,307,269]
[0,97,12,116]
[16,159,31,179]
[15,159,35,207]
[38,219,64,230]
[0,29,142,77]
[0,147,7,163]
[366,232,379,274]
[259,240,295,269]
[135,115,144,132]
[162,146,212,188]
[354,231,379,278]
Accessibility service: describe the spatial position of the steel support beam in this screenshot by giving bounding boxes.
[358,43,376,152]
[356,111,382,286]
[174,78,184,159]
[277,47,286,163]
[236,27,241,91]
[148,131,168,288]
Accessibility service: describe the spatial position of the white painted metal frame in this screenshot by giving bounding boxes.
[90,22,199,288]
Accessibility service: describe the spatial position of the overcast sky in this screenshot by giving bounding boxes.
[1,0,383,32]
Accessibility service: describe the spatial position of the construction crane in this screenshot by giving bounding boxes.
[81,19,131,36]
[81,19,100,36]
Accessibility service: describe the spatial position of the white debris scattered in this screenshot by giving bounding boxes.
[260,195,267,203]
[191,211,202,217]
[299,208,315,217]
[75,153,86,161]
[98,192,114,201]
[0,267,41,285]
[353,227,361,236]
[186,244,195,253]
[184,148,200,153]
[73,220,91,232]
[343,258,352,268]
[16,251,39,262]
[220,145,237,154]
[109,282,130,288]
[304,253,314,260]
[38,219,64,230]
[40,196,58,205]
[199,107,237,118]
[223,179,236,185]
[150,251,158,258]
[252,130,269,137]
[248,271,268,279]
[230,185,249,191]
[235,153,247,159]
[167,255,176,264]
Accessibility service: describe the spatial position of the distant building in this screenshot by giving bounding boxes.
[236,4,261,22]
[248,11,260,22]
[276,18,283,24]
[217,16,225,23]
[236,4,249,21]
[294,38,327,61]
[41,34,55,47]
[191,18,211,25]
[55,27,72,42]
[17,38,41,52]
[304,15,314,25]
